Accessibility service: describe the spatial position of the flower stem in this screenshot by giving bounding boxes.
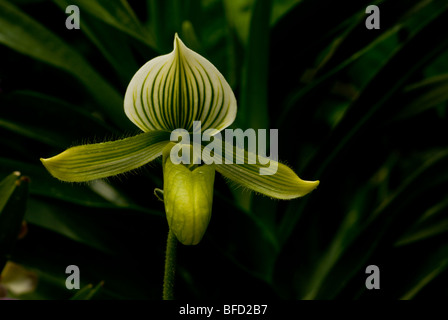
[163,229,177,300]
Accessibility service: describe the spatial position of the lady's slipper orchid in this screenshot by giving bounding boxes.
[41,34,319,245]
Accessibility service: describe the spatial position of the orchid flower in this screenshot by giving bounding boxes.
[41,34,319,246]
[0,261,37,299]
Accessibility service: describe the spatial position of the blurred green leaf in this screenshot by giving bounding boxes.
[395,197,448,246]
[0,172,29,272]
[277,0,446,126]
[228,0,272,212]
[278,2,448,247]
[0,90,115,149]
[270,0,302,25]
[0,157,161,214]
[147,0,181,52]
[400,245,448,300]
[306,148,448,299]
[0,172,21,213]
[238,0,272,130]
[396,220,448,247]
[70,281,104,300]
[58,0,158,51]
[398,74,448,119]
[302,206,362,299]
[54,0,140,85]
[208,192,280,283]
[224,0,253,46]
[0,0,131,129]
[224,0,301,46]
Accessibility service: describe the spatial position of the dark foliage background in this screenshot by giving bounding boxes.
[1,0,448,299]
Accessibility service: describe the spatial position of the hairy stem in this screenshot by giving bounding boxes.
[163,229,178,300]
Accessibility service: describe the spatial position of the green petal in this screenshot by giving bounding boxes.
[204,140,319,200]
[162,144,215,245]
[124,33,237,133]
[216,162,319,200]
[41,131,171,182]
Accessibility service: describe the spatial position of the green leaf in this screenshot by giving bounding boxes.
[238,0,272,130]
[277,2,448,247]
[0,119,64,149]
[124,34,237,133]
[70,281,104,300]
[229,0,272,211]
[398,74,448,119]
[223,0,253,45]
[301,149,448,299]
[224,0,302,46]
[41,131,171,182]
[54,0,140,85]
[300,195,364,299]
[0,0,130,129]
[147,0,197,53]
[0,157,161,215]
[23,196,161,255]
[0,90,116,149]
[400,245,448,300]
[270,0,302,25]
[277,0,448,125]
[59,0,158,51]
[209,191,280,282]
[0,172,29,272]
[395,197,448,246]
[396,219,448,247]
[0,172,21,213]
